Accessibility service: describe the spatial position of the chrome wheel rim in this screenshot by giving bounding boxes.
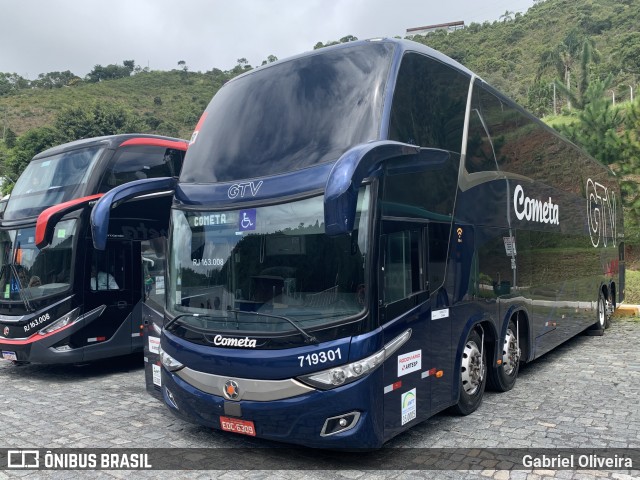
[502,328,518,376]
[461,339,484,395]
[598,297,605,327]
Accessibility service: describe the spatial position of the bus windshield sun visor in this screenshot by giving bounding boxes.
[91,177,177,250]
[35,194,104,249]
[323,141,420,236]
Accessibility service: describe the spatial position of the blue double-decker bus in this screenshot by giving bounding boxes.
[92,39,623,448]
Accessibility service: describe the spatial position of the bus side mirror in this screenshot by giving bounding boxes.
[323,144,449,236]
[323,141,420,236]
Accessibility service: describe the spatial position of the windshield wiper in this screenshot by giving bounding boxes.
[164,313,196,331]
[227,309,318,344]
[164,312,231,332]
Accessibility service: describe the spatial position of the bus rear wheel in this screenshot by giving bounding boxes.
[487,319,520,392]
[451,328,486,415]
[587,291,609,336]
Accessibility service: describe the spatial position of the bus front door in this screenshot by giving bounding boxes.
[80,240,140,360]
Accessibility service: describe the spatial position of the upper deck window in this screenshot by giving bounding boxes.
[181,42,395,183]
[98,145,184,192]
[388,52,469,153]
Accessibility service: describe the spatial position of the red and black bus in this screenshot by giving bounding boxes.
[0,134,187,364]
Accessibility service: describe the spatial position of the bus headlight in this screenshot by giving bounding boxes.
[38,308,80,335]
[159,347,184,372]
[298,329,411,390]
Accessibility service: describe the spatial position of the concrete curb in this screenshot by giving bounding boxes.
[614,303,640,317]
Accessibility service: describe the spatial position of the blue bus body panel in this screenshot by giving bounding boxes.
[91,177,177,250]
[163,331,357,380]
[173,164,334,207]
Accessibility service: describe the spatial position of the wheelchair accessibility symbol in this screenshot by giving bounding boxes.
[239,209,256,231]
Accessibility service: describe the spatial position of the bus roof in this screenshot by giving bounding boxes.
[227,38,478,86]
[33,134,188,160]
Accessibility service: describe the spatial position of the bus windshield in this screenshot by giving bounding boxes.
[0,220,76,305]
[168,188,371,338]
[181,42,394,183]
[4,146,103,220]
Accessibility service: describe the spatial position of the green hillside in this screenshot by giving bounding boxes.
[2,0,639,138]
[0,70,219,140]
[411,0,639,115]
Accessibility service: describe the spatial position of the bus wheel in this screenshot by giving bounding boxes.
[488,319,520,392]
[587,292,607,336]
[452,328,486,415]
[604,292,613,329]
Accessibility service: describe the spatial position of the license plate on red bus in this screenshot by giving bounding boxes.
[220,416,256,436]
[2,351,17,361]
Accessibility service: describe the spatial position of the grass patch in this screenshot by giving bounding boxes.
[625,270,640,304]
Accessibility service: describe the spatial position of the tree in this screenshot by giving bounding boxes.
[228,58,252,76]
[54,103,144,143]
[31,70,80,89]
[555,75,623,165]
[538,31,599,110]
[499,10,514,22]
[313,35,358,50]
[123,60,135,73]
[0,73,29,96]
[261,55,278,66]
[3,127,17,149]
[86,61,135,83]
[339,35,358,43]
[617,32,640,74]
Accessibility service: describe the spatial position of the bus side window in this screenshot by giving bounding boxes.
[428,222,450,291]
[381,226,422,305]
[89,248,125,291]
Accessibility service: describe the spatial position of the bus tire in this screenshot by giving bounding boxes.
[586,291,607,336]
[604,290,613,329]
[451,328,486,415]
[487,319,520,392]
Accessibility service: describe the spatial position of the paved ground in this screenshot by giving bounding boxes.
[0,318,639,479]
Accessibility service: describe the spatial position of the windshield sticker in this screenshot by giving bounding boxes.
[190,214,228,227]
[57,229,66,238]
[398,350,422,377]
[155,277,165,295]
[401,388,417,425]
[4,285,9,299]
[239,209,256,232]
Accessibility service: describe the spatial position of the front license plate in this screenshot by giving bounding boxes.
[2,351,17,361]
[220,416,256,437]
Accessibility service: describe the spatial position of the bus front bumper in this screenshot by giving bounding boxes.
[0,326,85,364]
[161,367,384,449]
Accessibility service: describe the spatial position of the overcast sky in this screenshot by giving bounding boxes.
[1,0,535,79]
